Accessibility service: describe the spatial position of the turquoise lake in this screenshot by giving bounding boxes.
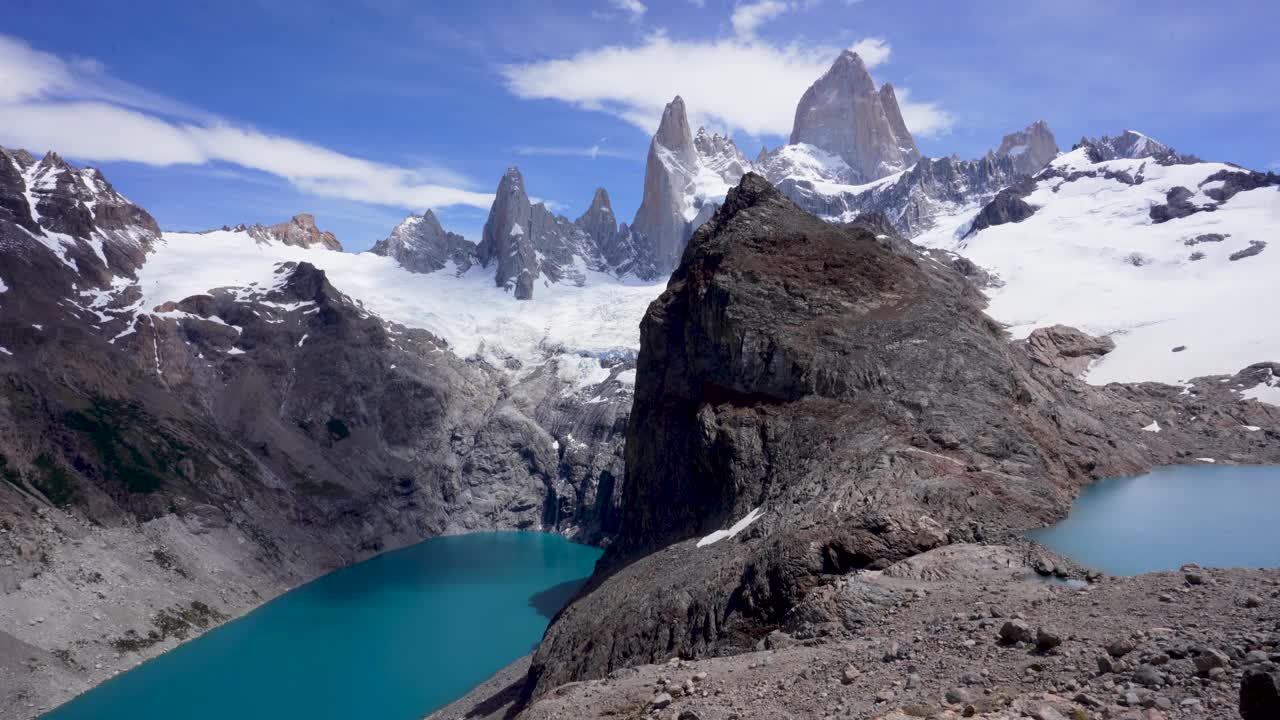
[1030,464,1280,575]
[43,532,601,720]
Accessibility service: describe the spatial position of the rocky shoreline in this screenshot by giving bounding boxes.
[437,543,1279,719]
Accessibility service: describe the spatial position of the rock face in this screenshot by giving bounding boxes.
[630,97,751,276]
[370,209,475,274]
[788,51,920,184]
[964,175,1037,237]
[244,213,343,251]
[523,173,1280,697]
[1,148,160,287]
[995,120,1060,175]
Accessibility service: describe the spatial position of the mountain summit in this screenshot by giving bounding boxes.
[789,50,921,183]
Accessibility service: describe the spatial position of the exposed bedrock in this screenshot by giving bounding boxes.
[523,173,1280,698]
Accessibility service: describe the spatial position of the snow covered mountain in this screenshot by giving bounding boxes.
[369,209,475,275]
[915,141,1280,388]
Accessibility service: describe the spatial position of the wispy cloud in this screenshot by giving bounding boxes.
[731,1,790,39]
[0,34,492,212]
[501,28,952,139]
[611,0,647,22]
[514,139,629,159]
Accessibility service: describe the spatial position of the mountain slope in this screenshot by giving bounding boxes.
[524,174,1280,697]
[916,142,1280,387]
[0,146,654,717]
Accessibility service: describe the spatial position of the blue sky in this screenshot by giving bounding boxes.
[2,0,1277,250]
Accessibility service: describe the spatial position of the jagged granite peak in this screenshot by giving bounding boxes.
[370,209,475,275]
[477,166,612,299]
[653,95,697,162]
[0,145,160,285]
[523,172,1280,696]
[241,213,343,252]
[789,50,921,183]
[693,128,751,186]
[995,120,1060,175]
[631,97,753,277]
[477,166,538,298]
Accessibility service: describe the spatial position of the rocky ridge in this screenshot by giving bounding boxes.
[521,174,1280,701]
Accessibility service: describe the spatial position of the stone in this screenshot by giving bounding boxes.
[370,209,475,275]
[1184,572,1204,586]
[1000,620,1035,644]
[652,692,673,709]
[1241,668,1280,719]
[945,687,973,705]
[1193,648,1230,674]
[841,666,860,685]
[1106,639,1136,658]
[1133,664,1164,687]
[1036,627,1064,652]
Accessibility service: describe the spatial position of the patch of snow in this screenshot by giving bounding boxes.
[697,507,764,548]
[917,155,1280,386]
[615,368,637,387]
[0,346,12,356]
[1242,425,1262,432]
[1196,457,1216,463]
[1241,381,1280,407]
[0,275,7,293]
[297,334,308,348]
[227,347,247,355]
[509,222,524,237]
[1142,421,1161,433]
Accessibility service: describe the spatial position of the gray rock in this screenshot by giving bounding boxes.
[652,692,673,709]
[945,687,973,705]
[789,50,920,184]
[370,209,474,274]
[1106,638,1136,658]
[995,120,1060,175]
[1035,627,1063,652]
[1000,620,1035,644]
[1230,240,1267,262]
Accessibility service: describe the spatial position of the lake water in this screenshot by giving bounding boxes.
[44,532,601,720]
[1030,464,1280,575]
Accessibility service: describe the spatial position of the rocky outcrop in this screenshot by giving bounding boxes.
[995,120,1059,176]
[573,188,656,278]
[789,51,920,184]
[244,213,343,251]
[1076,130,1193,164]
[963,175,1037,237]
[523,174,1280,698]
[371,209,475,274]
[1,147,160,287]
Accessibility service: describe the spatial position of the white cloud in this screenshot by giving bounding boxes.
[849,37,891,67]
[502,32,953,139]
[611,0,647,21]
[731,1,791,39]
[515,140,629,159]
[0,34,492,212]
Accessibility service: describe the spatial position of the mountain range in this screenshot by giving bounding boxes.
[1,48,1279,719]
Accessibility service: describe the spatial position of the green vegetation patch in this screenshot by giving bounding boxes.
[63,398,192,494]
[110,601,227,652]
[31,453,76,507]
